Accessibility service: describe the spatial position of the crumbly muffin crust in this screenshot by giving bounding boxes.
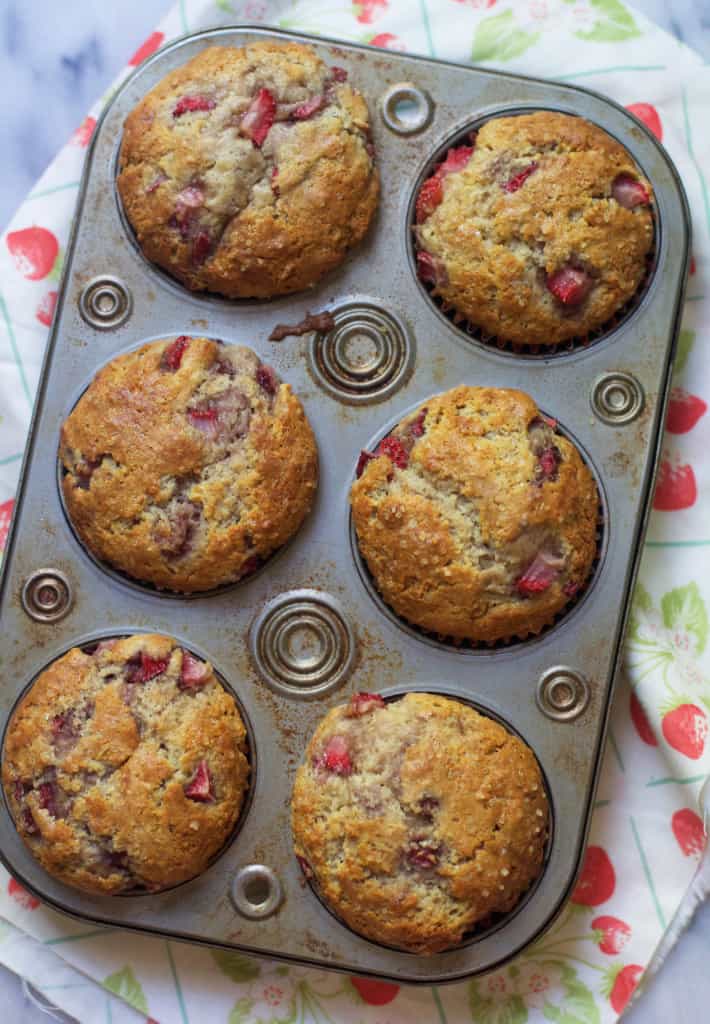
[2,635,249,894]
[60,336,318,592]
[415,112,654,347]
[350,386,599,643]
[292,691,548,954]
[118,42,379,298]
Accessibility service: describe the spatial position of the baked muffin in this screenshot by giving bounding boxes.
[60,336,318,592]
[351,386,598,643]
[2,635,250,895]
[292,691,548,953]
[118,42,379,298]
[414,111,654,347]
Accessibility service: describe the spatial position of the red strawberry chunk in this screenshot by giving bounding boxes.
[346,692,385,717]
[256,364,278,395]
[291,94,326,121]
[38,783,58,818]
[356,450,377,478]
[331,66,348,82]
[416,177,443,223]
[612,174,650,209]
[546,265,592,306]
[416,250,444,286]
[316,734,352,775]
[538,446,560,480]
[188,407,219,436]
[22,809,38,835]
[130,653,169,683]
[406,838,441,869]
[502,161,539,193]
[410,408,428,437]
[563,580,580,598]
[173,95,216,118]
[296,855,314,878]
[180,651,209,691]
[192,229,212,266]
[176,185,204,209]
[162,335,190,371]
[539,413,557,428]
[376,436,409,469]
[239,554,262,578]
[516,552,561,596]
[240,88,276,147]
[184,759,215,802]
[437,144,474,178]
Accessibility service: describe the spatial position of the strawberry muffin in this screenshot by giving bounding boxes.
[292,691,549,953]
[414,111,654,348]
[350,386,599,643]
[60,336,318,592]
[2,635,250,895]
[118,42,379,297]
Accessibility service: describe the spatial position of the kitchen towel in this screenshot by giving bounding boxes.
[1,2,710,1022]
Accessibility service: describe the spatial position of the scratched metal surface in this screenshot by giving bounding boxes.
[0,26,690,983]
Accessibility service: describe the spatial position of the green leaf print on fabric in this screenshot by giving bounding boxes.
[102,965,148,1014]
[471,11,540,64]
[629,581,653,640]
[541,964,600,1024]
[212,948,262,983]
[575,0,640,43]
[469,980,528,1023]
[674,329,696,375]
[661,582,708,654]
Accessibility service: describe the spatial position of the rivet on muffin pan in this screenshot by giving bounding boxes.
[78,276,132,330]
[308,302,414,404]
[231,865,283,919]
[250,589,356,698]
[591,372,645,425]
[536,667,590,721]
[380,83,434,136]
[21,569,73,623]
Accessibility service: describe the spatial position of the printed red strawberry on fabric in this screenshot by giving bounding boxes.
[571,845,616,906]
[672,808,706,857]
[661,702,707,760]
[7,227,60,280]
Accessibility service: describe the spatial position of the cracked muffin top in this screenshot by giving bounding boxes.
[2,635,250,895]
[60,335,318,592]
[118,42,379,298]
[292,691,548,954]
[350,386,599,643]
[414,111,654,348]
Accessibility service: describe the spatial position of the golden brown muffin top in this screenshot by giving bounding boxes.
[2,634,249,894]
[350,386,599,643]
[60,336,318,592]
[292,691,548,954]
[118,42,379,297]
[415,111,654,347]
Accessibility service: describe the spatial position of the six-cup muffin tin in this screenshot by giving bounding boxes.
[0,26,690,983]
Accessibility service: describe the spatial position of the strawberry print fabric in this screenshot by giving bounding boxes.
[1,1,710,1022]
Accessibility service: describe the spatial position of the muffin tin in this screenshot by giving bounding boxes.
[0,26,689,983]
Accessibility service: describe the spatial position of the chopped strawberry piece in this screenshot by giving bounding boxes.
[418,795,439,820]
[315,734,352,775]
[14,780,26,802]
[176,185,203,209]
[291,94,326,120]
[180,651,209,691]
[539,413,557,429]
[563,580,580,598]
[546,265,592,306]
[502,161,539,193]
[171,185,203,240]
[296,855,313,878]
[410,408,428,437]
[416,177,443,223]
[256,364,278,395]
[406,838,441,869]
[161,335,190,371]
[376,436,409,469]
[184,759,215,802]
[129,652,169,683]
[173,95,216,118]
[146,171,167,194]
[192,229,212,266]
[612,174,650,209]
[355,450,377,478]
[22,809,38,835]
[416,250,443,286]
[346,692,385,717]
[516,552,563,596]
[239,554,262,578]
[331,66,348,82]
[240,88,276,147]
[437,144,474,178]
[537,446,560,481]
[188,407,219,436]
[38,783,58,818]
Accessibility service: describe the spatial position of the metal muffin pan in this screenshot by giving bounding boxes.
[0,25,689,984]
